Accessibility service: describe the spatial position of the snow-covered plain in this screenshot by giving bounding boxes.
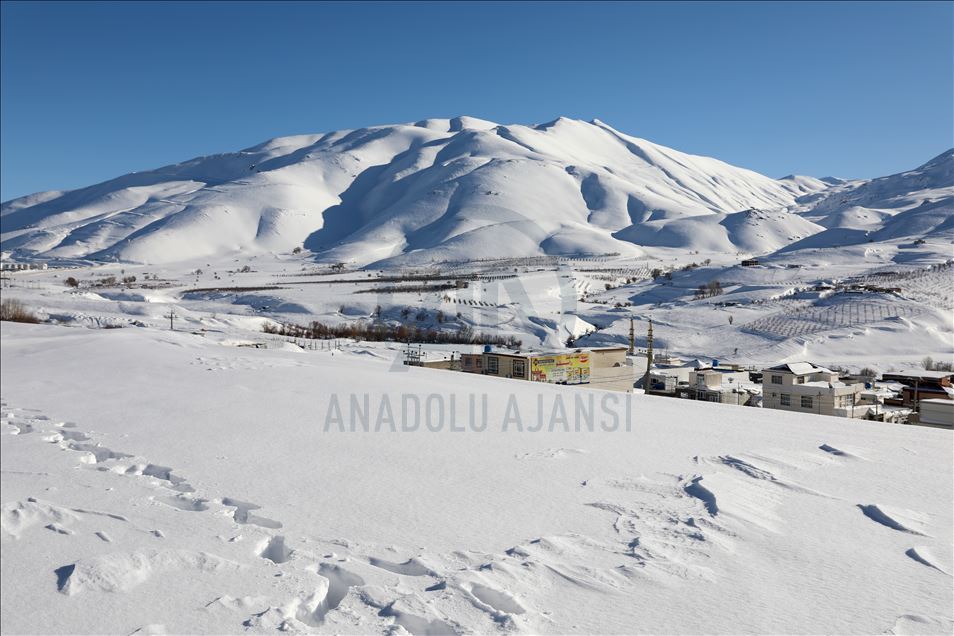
[2,322,952,635]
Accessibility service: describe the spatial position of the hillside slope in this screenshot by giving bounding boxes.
[786,150,954,250]
[2,117,828,266]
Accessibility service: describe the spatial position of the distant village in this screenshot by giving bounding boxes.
[408,321,954,429]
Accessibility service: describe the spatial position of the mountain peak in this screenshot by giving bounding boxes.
[917,148,953,171]
[447,116,497,132]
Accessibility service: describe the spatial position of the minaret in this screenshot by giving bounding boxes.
[642,319,654,391]
[628,318,635,355]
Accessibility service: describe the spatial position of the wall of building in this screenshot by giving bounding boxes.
[763,385,864,417]
[460,354,483,374]
[589,365,636,392]
[590,348,627,369]
[422,359,454,370]
[528,352,589,384]
[584,348,631,392]
[901,387,953,407]
[482,353,529,380]
[919,400,954,428]
[692,388,754,406]
[763,370,838,389]
[692,370,749,390]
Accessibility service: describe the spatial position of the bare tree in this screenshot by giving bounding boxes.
[1,299,40,323]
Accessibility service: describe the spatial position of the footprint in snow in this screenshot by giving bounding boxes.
[258,535,293,564]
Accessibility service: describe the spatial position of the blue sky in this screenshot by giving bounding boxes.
[1,1,951,201]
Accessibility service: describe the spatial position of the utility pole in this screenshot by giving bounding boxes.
[403,341,425,367]
[642,319,654,392]
[628,318,635,356]
[165,309,177,331]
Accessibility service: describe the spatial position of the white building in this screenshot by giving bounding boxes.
[0,261,48,271]
[648,366,694,393]
[761,362,866,418]
[687,368,759,405]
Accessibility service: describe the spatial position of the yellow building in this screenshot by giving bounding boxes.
[529,352,590,384]
[462,346,633,391]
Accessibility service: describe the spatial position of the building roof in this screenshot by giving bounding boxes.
[765,362,832,375]
[919,398,954,406]
[902,385,951,394]
[484,349,594,359]
[699,383,762,395]
[650,368,692,377]
[493,352,532,358]
[527,350,583,358]
[882,370,954,380]
[878,381,906,391]
[860,387,898,398]
[878,405,913,413]
[802,380,849,388]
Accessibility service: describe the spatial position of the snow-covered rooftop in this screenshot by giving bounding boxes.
[884,370,954,380]
[766,361,834,375]
[801,380,850,388]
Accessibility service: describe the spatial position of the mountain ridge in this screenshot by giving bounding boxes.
[2,117,951,266]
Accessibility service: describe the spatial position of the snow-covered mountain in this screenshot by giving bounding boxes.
[783,149,954,251]
[1,117,951,266]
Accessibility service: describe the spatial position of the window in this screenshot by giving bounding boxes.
[801,395,813,409]
[708,393,721,403]
[463,357,472,367]
[771,375,783,385]
[796,376,805,384]
[486,356,498,375]
[513,360,526,378]
[780,394,791,406]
